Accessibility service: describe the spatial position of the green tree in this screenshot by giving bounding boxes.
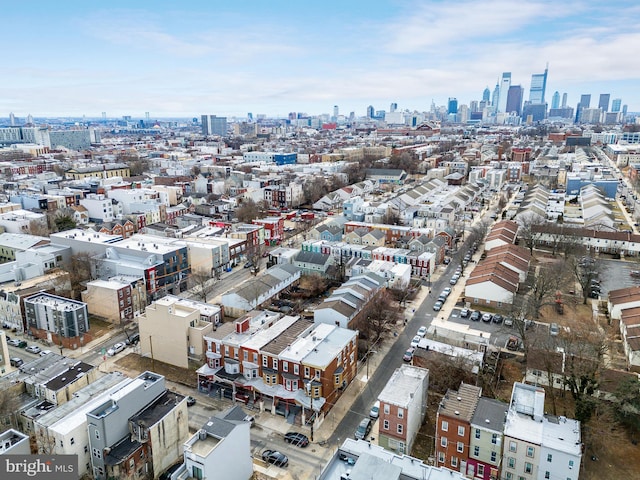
[54,214,76,232]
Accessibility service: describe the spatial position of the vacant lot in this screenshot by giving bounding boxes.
[115,353,198,388]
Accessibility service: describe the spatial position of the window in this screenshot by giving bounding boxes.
[441,436,447,447]
[398,408,404,418]
[509,441,517,453]
[505,474,513,480]
[508,457,515,469]
[94,430,100,440]
[294,364,299,374]
[457,441,464,453]
[384,404,390,414]
[441,420,449,432]
[272,358,278,369]
[243,351,248,361]
[70,438,74,445]
[525,462,533,474]
[253,353,258,363]
[473,446,480,457]
[383,420,389,430]
[569,460,574,469]
[438,452,445,463]
[397,424,403,434]
[491,433,498,445]
[458,425,465,436]
[84,445,88,454]
[262,355,268,367]
[545,472,550,479]
[477,464,485,476]
[547,454,553,462]
[475,428,481,439]
[490,451,497,462]
[451,456,458,467]
[526,446,535,458]
[225,345,229,357]
[92,448,102,459]
[60,440,63,447]
[282,361,288,372]
[304,366,310,378]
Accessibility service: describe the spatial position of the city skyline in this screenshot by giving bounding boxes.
[3,1,640,117]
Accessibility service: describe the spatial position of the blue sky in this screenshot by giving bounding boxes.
[3,0,640,118]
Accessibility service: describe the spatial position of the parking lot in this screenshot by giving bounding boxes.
[446,306,521,349]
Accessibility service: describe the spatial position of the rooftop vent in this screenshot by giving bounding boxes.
[454,411,460,416]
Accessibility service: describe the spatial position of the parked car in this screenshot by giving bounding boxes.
[433,301,443,312]
[159,462,183,480]
[369,400,380,419]
[460,308,470,318]
[262,450,288,467]
[186,396,196,407]
[354,418,372,440]
[492,314,503,324]
[125,333,140,345]
[450,275,459,285]
[504,316,514,327]
[403,347,415,362]
[39,350,52,357]
[10,357,23,367]
[244,261,254,269]
[284,432,309,448]
[550,323,560,336]
[442,287,452,297]
[506,336,520,351]
[410,335,421,348]
[7,338,22,347]
[481,313,493,323]
[417,326,427,337]
[107,342,126,356]
[470,311,481,321]
[25,345,41,354]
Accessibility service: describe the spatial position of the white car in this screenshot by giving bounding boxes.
[369,400,380,419]
[25,345,41,354]
[410,335,421,348]
[39,350,52,357]
[107,342,126,356]
[417,326,427,337]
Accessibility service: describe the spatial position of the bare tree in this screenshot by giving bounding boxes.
[381,208,401,226]
[0,389,20,429]
[516,212,547,254]
[358,290,399,344]
[235,198,260,223]
[567,254,602,305]
[525,260,569,320]
[66,252,95,299]
[188,271,218,303]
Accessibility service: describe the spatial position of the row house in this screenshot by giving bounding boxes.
[201,314,358,430]
[344,221,431,244]
[531,224,640,257]
[252,216,284,244]
[165,204,188,225]
[98,219,135,239]
[228,223,264,250]
[344,227,386,247]
[263,183,304,209]
[378,365,429,455]
[82,276,147,324]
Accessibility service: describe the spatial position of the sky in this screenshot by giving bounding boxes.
[3,0,640,118]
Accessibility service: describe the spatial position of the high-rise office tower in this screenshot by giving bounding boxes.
[551,91,560,109]
[390,103,398,113]
[333,105,339,118]
[482,87,491,103]
[612,98,622,113]
[575,95,591,123]
[492,82,500,112]
[470,100,479,113]
[623,105,628,115]
[506,86,524,115]
[562,93,568,108]
[497,73,512,113]
[366,105,374,118]
[145,112,150,122]
[9,112,15,126]
[448,98,458,114]
[201,115,228,136]
[26,114,33,125]
[101,112,106,121]
[529,66,548,104]
[247,112,253,121]
[598,94,610,112]
[458,104,469,123]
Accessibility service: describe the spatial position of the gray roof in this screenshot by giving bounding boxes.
[471,397,509,433]
[202,417,236,439]
[295,251,331,265]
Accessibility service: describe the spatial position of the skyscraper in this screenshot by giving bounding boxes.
[201,115,227,136]
[390,103,398,113]
[482,87,491,103]
[598,94,610,112]
[470,100,479,113]
[333,105,339,118]
[491,83,500,112]
[529,66,548,104]
[551,91,560,110]
[575,94,591,122]
[505,86,524,115]
[562,93,568,108]
[366,105,374,118]
[448,98,458,114]
[612,98,622,113]
[9,112,15,126]
[498,72,512,113]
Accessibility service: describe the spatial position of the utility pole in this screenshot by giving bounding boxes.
[306,381,314,442]
[149,335,155,372]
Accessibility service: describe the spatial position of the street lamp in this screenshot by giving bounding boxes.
[305,381,314,442]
